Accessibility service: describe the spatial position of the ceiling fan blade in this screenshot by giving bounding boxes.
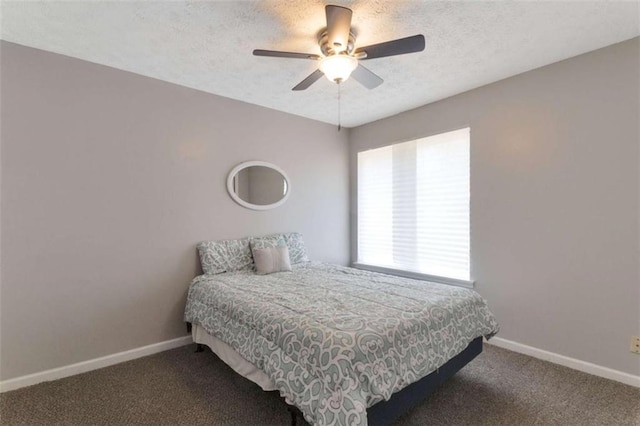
[292,69,324,91]
[253,49,321,60]
[351,64,383,89]
[355,34,425,60]
[325,5,352,53]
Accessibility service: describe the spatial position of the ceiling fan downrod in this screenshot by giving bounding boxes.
[338,81,342,132]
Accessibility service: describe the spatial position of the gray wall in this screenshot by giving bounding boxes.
[0,42,350,381]
[2,37,639,382]
[350,38,640,375]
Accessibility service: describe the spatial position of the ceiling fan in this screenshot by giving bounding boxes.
[253,4,425,91]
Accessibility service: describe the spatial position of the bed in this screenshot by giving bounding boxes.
[184,234,499,426]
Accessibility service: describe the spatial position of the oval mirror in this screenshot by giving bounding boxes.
[227,161,290,210]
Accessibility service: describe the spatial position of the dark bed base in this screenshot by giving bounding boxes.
[186,323,205,352]
[368,337,483,425]
[287,337,483,426]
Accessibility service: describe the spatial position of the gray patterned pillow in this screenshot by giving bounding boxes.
[283,232,309,264]
[197,238,253,275]
[250,234,286,251]
[250,232,309,264]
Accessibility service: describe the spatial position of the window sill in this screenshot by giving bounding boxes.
[351,263,475,289]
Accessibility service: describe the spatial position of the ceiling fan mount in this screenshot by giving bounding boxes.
[253,4,425,91]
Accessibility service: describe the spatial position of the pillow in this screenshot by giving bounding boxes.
[282,232,309,264]
[250,234,286,251]
[197,238,253,275]
[252,246,292,275]
[251,232,309,264]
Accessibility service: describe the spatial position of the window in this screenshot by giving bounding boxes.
[357,128,470,281]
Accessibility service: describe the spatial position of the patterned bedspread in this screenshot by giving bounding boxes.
[184,262,499,425]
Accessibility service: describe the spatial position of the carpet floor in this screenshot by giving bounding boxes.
[1,344,638,425]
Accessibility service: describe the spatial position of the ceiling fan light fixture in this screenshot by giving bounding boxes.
[319,54,358,83]
[254,5,425,91]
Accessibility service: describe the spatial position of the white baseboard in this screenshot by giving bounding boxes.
[487,337,640,388]
[0,335,193,393]
[2,335,637,392]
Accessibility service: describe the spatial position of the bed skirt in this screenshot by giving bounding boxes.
[192,324,276,391]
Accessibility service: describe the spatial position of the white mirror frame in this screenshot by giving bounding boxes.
[226,161,291,211]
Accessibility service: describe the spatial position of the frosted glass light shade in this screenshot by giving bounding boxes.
[319,55,358,83]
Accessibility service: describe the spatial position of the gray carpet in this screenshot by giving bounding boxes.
[1,344,638,425]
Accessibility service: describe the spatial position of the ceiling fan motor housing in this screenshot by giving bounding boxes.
[318,30,356,56]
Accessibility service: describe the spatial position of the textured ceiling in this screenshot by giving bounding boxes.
[1,1,638,128]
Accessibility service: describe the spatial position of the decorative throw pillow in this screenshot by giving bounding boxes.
[282,232,309,264]
[250,234,286,251]
[197,238,253,275]
[252,246,292,275]
[251,232,309,265]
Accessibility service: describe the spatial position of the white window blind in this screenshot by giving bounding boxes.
[357,128,470,281]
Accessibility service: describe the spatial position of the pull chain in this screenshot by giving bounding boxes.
[337,81,342,132]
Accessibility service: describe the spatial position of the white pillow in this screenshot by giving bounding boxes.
[252,246,292,275]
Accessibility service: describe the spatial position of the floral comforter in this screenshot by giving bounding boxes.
[184,262,499,425]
